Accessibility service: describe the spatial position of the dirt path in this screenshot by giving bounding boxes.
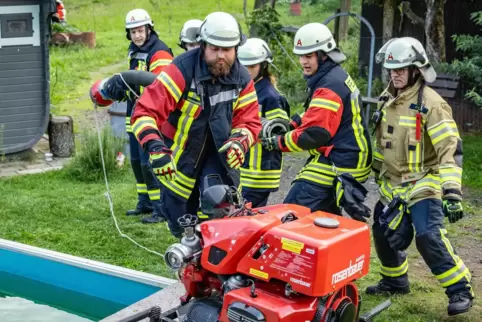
[271,154,482,293]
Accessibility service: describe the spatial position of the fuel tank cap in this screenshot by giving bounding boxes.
[314,217,340,229]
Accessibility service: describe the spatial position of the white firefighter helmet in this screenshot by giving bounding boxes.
[238,38,273,66]
[376,37,437,83]
[125,9,153,29]
[197,12,245,48]
[293,22,346,64]
[180,19,203,44]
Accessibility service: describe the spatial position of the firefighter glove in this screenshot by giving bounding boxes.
[443,199,464,224]
[261,136,280,151]
[103,74,129,101]
[334,173,371,222]
[219,135,250,169]
[146,140,177,181]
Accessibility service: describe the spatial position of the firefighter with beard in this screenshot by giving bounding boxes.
[130,12,262,238]
[238,38,290,207]
[262,22,372,215]
[123,9,175,224]
[366,37,474,316]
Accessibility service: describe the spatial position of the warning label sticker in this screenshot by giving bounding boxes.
[249,268,269,280]
[281,237,304,254]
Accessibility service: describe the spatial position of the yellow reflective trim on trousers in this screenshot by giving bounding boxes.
[309,98,341,112]
[380,259,408,277]
[408,142,421,172]
[440,166,462,186]
[265,108,289,120]
[197,210,209,219]
[284,131,303,152]
[399,116,416,127]
[132,116,158,138]
[171,100,200,164]
[435,228,470,288]
[148,189,161,201]
[248,143,262,170]
[350,92,369,169]
[428,120,460,145]
[136,183,147,194]
[235,91,257,110]
[157,72,182,102]
[125,116,133,132]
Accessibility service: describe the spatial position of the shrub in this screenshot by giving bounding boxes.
[63,125,128,182]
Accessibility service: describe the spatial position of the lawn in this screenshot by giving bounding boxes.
[1,0,481,320]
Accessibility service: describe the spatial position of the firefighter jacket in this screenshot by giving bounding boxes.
[372,78,463,207]
[130,48,262,201]
[240,77,289,192]
[126,32,174,132]
[283,59,372,188]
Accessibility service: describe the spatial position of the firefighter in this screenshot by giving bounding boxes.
[237,38,290,207]
[124,8,174,224]
[179,19,203,51]
[366,37,474,316]
[261,22,372,214]
[130,11,262,237]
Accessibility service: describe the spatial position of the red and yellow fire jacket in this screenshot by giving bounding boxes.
[281,59,372,187]
[131,48,262,200]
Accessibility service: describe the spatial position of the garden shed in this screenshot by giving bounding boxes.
[0,0,56,155]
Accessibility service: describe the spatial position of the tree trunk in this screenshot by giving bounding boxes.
[339,0,352,41]
[254,0,268,9]
[243,0,248,20]
[425,0,446,64]
[382,0,396,84]
[48,115,75,157]
[270,0,276,9]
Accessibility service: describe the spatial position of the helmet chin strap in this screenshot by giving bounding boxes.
[399,66,420,90]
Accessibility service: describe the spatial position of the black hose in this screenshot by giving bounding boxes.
[118,70,157,87]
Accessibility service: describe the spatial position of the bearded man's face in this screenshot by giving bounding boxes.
[204,44,236,77]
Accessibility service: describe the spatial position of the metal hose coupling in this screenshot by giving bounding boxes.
[260,118,291,138]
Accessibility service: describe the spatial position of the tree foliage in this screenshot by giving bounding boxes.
[438,11,482,107]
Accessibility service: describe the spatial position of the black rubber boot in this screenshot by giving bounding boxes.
[365,278,410,295]
[448,293,473,316]
[126,201,152,216]
[141,200,166,224]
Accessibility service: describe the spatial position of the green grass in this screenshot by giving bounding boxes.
[0,164,481,321]
[0,168,178,278]
[49,0,256,128]
[461,134,482,190]
[1,0,479,319]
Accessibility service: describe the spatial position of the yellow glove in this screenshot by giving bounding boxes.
[146,140,177,181]
[218,136,249,169]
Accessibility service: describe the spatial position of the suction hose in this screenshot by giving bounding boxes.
[89,70,157,107]
[260,118,291,138]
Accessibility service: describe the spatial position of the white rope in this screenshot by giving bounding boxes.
[92,103,164,258]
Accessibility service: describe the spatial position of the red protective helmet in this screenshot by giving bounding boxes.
[89,78,113,107]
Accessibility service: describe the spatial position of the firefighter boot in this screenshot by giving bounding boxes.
[141,200,166,224]
[365,275,411,295]
[448,293,473,316]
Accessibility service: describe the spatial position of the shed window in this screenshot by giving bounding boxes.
[1,13,33,38]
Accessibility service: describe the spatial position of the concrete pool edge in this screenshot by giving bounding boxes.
[0,238,177,289]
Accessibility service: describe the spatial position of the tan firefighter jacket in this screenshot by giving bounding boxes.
[372,79,463,207]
